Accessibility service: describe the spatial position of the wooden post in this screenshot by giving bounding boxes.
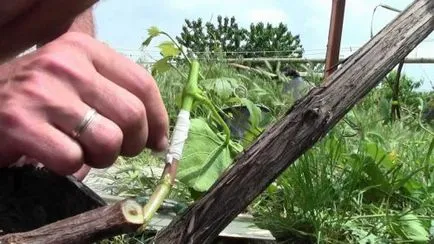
[324,0,346,78]
[155,0,434,243]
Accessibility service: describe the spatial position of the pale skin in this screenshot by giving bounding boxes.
[0,1,169,180]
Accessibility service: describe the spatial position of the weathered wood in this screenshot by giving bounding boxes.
[155,0,434,243]
[0,199,143,244]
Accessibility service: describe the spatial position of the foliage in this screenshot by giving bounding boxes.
[252,86,434,243]
[102,25,434,243]
[175,15,303,60]
[243,22,303,59]
[176,118,236,192]
[176,16,246,59]
[380,70,423,121]
[104,59,434,243]
[98,151,192,204]
[423,96,434,123]
[142,29,250,195]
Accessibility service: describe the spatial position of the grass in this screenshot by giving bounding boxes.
[99,60,434,243]
[252,85,434,243]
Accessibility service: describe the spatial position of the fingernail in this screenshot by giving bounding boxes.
[160,136,169,150]
[151,136,167,153]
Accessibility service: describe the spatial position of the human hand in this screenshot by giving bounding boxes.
[0,32,169,177]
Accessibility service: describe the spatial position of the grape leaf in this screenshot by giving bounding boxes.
[142,26,161,47]
[201,77,239,100]
[239,98,262,128]
[158,41,180,57]
[151,56,171,76]
[148,26,161,37]
[177,118,234,192]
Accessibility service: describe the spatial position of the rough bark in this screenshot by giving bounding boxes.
[155,0,434,243]
[0,199,143,244]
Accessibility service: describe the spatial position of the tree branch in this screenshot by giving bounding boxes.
[0,199,143,244]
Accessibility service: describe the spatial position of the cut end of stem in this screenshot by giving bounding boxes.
[121,199,145,225]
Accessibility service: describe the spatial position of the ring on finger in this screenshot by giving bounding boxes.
[72,108,98,139]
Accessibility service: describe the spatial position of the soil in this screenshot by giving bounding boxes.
[0,165,106,235]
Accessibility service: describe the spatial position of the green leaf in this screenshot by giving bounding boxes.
[429,220,434,238]
[177,118,236,192]
[266,182,279,195]
[142,37,153,48]
[148,26,161,37]
[158,41,180,57]
[363,158,391,193]
[364,142,393,169]
[240,98,262,128]
[151,56,171,76]
[201,77,239,100]
[378,97,391,121]
[142,26,161,47]
[424,137,434,166]
[344,221,381,244]
[214,78,236,99]
[398,214,429,242]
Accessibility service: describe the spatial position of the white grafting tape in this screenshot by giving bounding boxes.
[166,110,190,164]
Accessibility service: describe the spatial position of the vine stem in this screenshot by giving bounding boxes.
[193,93,231,145]
[169,63,188,80]
[417,98,434,136]
[161,32,191,65]
[138,60,200,231]
[416,97,434,182]
[161,32,206,80]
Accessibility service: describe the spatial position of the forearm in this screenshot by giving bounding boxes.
[38,8,95,47]
[0,0,99,63]
[68,8,95,36]
[1,7,95,83]
[0,1,39,27]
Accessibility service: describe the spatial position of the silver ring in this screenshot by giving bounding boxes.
[72,108,98,139]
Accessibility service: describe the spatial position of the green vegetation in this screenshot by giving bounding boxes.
[100,25,434,243]
[253,88,434,243]
[176,15,303,60]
